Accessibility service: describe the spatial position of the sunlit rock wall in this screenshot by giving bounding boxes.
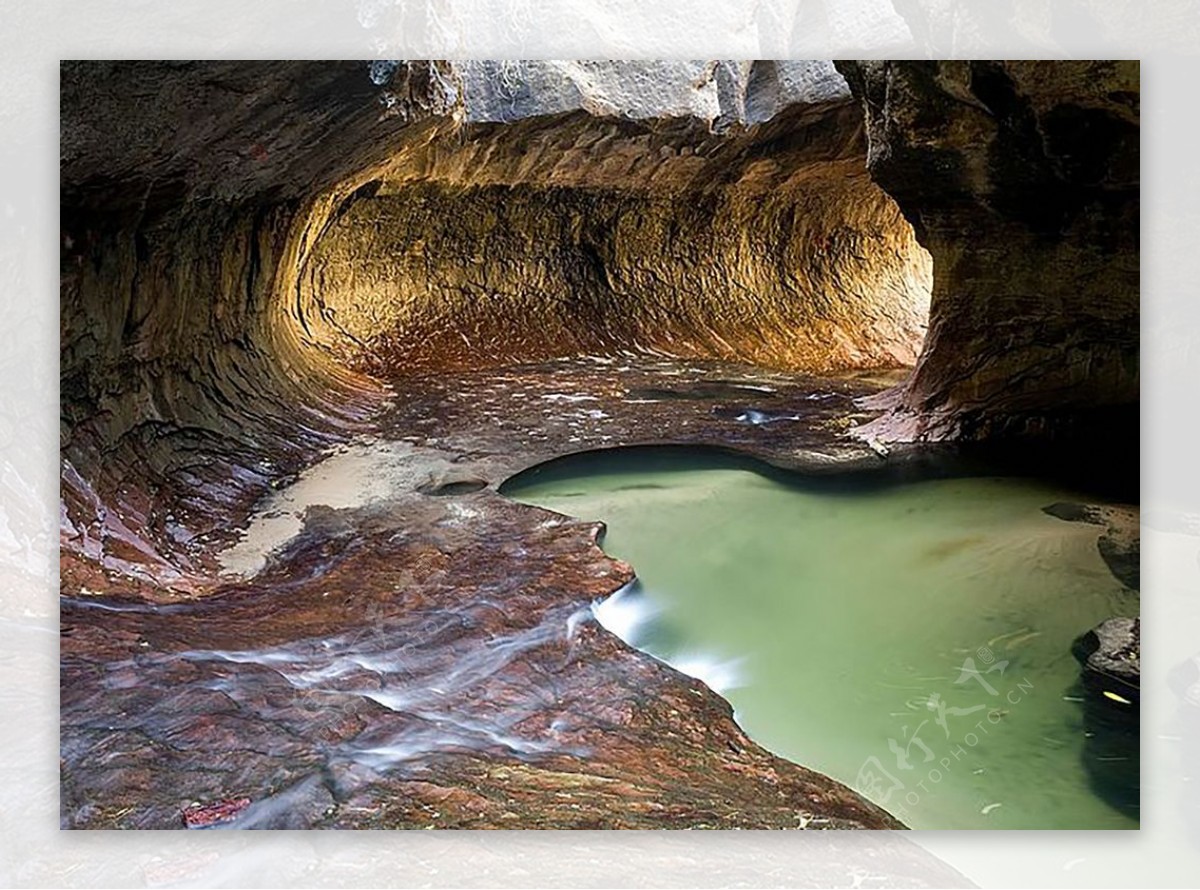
[299,70,931,374]
[59,60,932,585]
[62,59,1142,586]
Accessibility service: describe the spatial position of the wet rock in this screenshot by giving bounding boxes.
[182,797,252,829]
[419,478,489,497]
[61,359,913,831]
[1044,501,1140,590]
[714,407,802,426]
[60,62,458,588]
[1071,616,1140,819]
[1073,616,1140,704]
[59,61,933,586]
[60,59,1138,833]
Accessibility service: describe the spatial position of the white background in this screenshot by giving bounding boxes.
[5,1,1198,886]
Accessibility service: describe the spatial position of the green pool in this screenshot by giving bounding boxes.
[503,447,1139,829]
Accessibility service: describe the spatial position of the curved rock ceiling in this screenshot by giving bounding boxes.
[300,103,931,375]
[60,60,942,583]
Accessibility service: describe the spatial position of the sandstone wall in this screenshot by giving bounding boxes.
[59,61,456,584]
[300,101,930,375]
[838,60,1139,444]
[59,60,1138,582]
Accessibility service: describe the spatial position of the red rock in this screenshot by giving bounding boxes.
[182,797,251,828]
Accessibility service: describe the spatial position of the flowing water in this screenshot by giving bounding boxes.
[503,447,1139,830]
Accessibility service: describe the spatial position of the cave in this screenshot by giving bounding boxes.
[60,60,1139,830]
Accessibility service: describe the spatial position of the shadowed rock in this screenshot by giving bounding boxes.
[838,61,1138,460]
[1071,616,1140,818]
[1073,616,1140,702]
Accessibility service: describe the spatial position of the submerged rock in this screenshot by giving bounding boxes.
[1044,501,1140,590]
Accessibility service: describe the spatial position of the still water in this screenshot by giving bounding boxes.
[503,447,1139,829]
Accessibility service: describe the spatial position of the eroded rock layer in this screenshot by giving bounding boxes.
[61,61,935,586]
[61,359,918,832]
[60,61,458,588]
[301,104,930,374]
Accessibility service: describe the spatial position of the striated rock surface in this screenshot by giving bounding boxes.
[837,61,1138,451]
[61,358,910,831]
[60,60,933,587]
[60,61,459,589]
[59,61,933,833]
[303,137,929,375]
[59,60,1138,835]
[300,60,930,376]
